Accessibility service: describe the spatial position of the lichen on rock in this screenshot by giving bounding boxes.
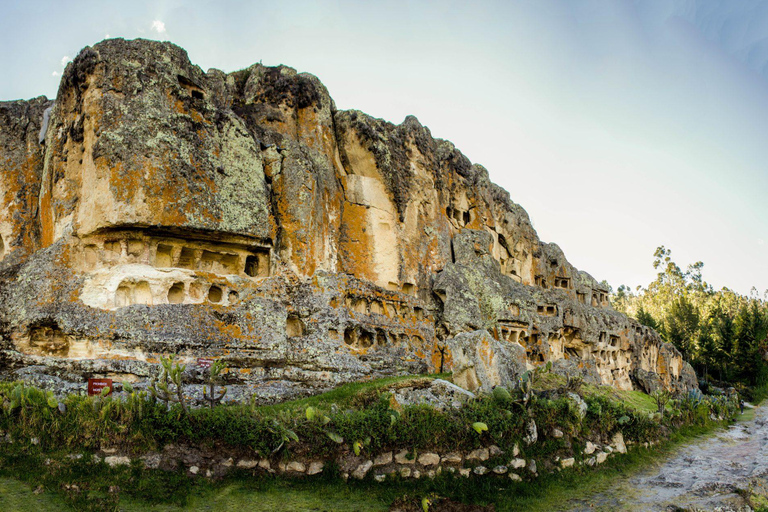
[0,38,697,403]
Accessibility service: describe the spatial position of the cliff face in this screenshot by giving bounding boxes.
[0,39,696,402]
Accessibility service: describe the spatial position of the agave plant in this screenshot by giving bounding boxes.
[148,355,189,415]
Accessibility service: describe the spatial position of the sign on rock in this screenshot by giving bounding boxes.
[197,358,214,368]
[88,378,113,396]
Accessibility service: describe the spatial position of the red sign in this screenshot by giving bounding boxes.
[87,378,113,396]
[197,358,214,368]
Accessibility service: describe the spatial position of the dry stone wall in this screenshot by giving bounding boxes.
[0,38,696,402]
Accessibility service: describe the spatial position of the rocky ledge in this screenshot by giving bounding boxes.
[0,38,696,402]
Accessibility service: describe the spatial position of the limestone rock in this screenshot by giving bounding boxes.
[493,465,508,474]
[441,452,463,464]
[611,432,627,454]
[395,450,415,465]
[307,461,324,475]
[466,448,490,462]
[352,460,373,479]
[510,458,526,469]
[448,329,526,393]
[560,458,575,468]
[0,38,698,402]
[524,419,538,445]
[373,452,393,466]
[104,455,130,467]
[286,461,306,473]
[417,453,440,466]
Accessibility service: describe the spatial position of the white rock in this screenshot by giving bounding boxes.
[307,461,324,475]
[584,441,596,455]
[493,465,508,474]
[395,450,415,464]
[524,419,538,445]
[221,457,234,467]
[374,474,386,482]
[418,453,440,466]
[104,456,131,467]
[509,473,522,482]
[473,466,488,475]
[258,459,271,470]
[189,466,199,474]
[596,452,608,464]
[560,458,575,468]
[459,468,471,477]
[528,459,537,474]
[236,459,258,469]
[141,453,161,469]
[352,460,373,479]
[441,452,462,464]
[286,461,306,473]
[489,445,504,457]
[412,470,422,479]
[552,428,564,438]
[611,432,627,454]
[512,444,520,457]
[373,452,393,466]
[510,458,526,469]
[466,448,490,461]
[400,467,412,478]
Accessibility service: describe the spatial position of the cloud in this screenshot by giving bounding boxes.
[52,71,60,77]
[151,20,166,34]
[60,56,70,67]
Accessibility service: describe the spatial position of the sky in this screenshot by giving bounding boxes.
[1,0,767,296]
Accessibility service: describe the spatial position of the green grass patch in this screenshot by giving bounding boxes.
[0,477,68,512]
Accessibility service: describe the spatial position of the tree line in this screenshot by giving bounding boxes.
[611,246,768,390]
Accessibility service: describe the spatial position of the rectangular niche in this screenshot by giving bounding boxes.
[244,248,270,278]
[155,244,174,267]
[178,247,197,269]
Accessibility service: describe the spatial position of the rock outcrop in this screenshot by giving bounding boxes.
[0,39,696,402]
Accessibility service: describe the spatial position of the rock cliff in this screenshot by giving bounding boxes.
[0,39,696,402]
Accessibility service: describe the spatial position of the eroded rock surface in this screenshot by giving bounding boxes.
[0,38,695,402]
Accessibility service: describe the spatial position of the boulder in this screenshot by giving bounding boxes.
[448,330,526,393]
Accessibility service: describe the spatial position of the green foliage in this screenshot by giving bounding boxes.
[203,359,227,409]
[612,246,768,391]
[0,373,742,512]
[148,355,189,415]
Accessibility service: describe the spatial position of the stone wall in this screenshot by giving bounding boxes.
[0,38,696,401]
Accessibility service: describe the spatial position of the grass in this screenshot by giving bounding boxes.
[535,372,659,414]
[119,480,390,511]
[0,477,68,511]
[0,373,745,511]
[257,374,446,415]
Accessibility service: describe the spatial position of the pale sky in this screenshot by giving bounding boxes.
[2,0,767,296]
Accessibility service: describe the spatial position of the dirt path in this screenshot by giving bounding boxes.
[564,405,768,511]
